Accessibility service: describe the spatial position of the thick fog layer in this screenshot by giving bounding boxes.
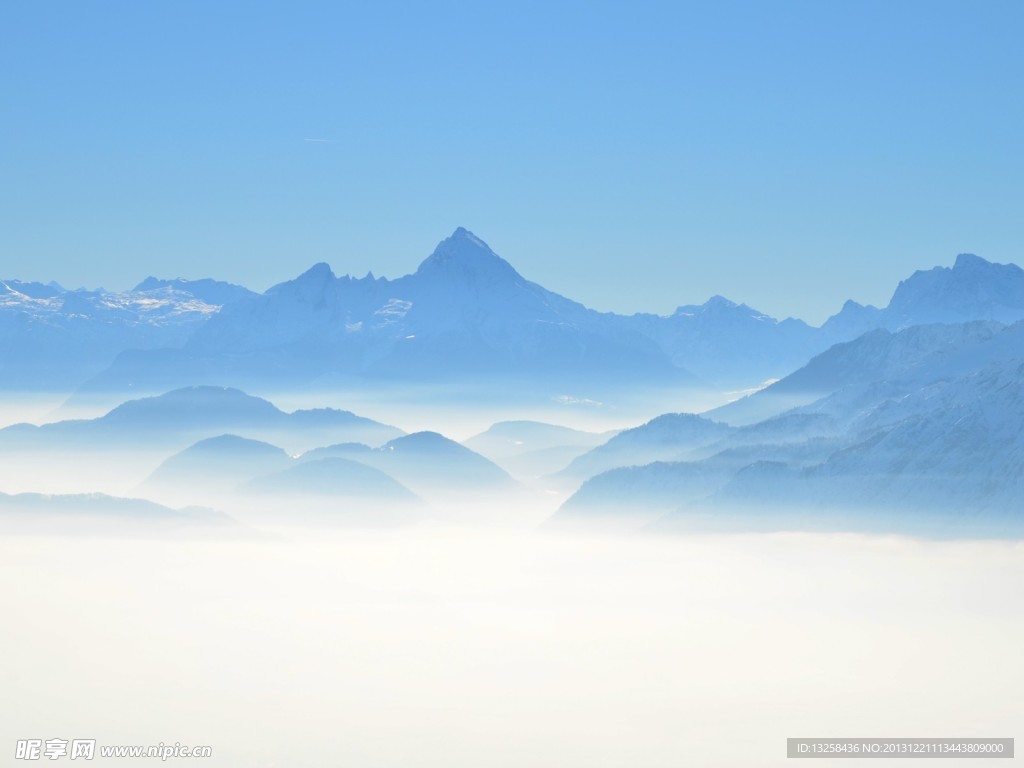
[2,528,1020,767]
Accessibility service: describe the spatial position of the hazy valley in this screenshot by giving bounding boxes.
[3,230,1023,766]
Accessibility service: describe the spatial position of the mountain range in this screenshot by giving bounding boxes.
[556,318,1024,535]
[0,275,254,390]
[6,229,1023,396]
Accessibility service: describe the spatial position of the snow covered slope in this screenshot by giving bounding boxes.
[559,321,1024,533]
[0,276,253,390]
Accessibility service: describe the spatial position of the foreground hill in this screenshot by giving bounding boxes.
[244,457,419,502]
[141,434,293,495]
[463,420,617,479]
[296,431,520,500]
[0,386,403,454]
[703,359,1024,532]
[136,429,515,521]
[0,491,242,537]
[557,413,734,482]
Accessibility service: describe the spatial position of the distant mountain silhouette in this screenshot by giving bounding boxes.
[5,232,1023,397]
[557,413,733,482]
[132,277,257,306]
[244,457,419,501]
[141,434,292,495]
[362,431,519,495]
[823,253,1024,335]
[85,228,690,393]
[463,420,616,479]
[0,386,403,453]
[0,491,240,537]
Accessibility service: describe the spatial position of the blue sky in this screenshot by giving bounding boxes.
[2,1,1022,324]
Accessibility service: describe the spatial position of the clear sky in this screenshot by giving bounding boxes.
[2,1,1022,324]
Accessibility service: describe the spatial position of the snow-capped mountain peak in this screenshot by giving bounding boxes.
[263,262,338,305]
[1,279,65,300]
[294,262,336,284]
[131,276,257,305]
[886,253,1024,326]
[414,227,524,286]
[953,252,993,270]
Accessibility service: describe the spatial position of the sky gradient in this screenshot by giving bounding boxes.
[2,1,1023,324]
